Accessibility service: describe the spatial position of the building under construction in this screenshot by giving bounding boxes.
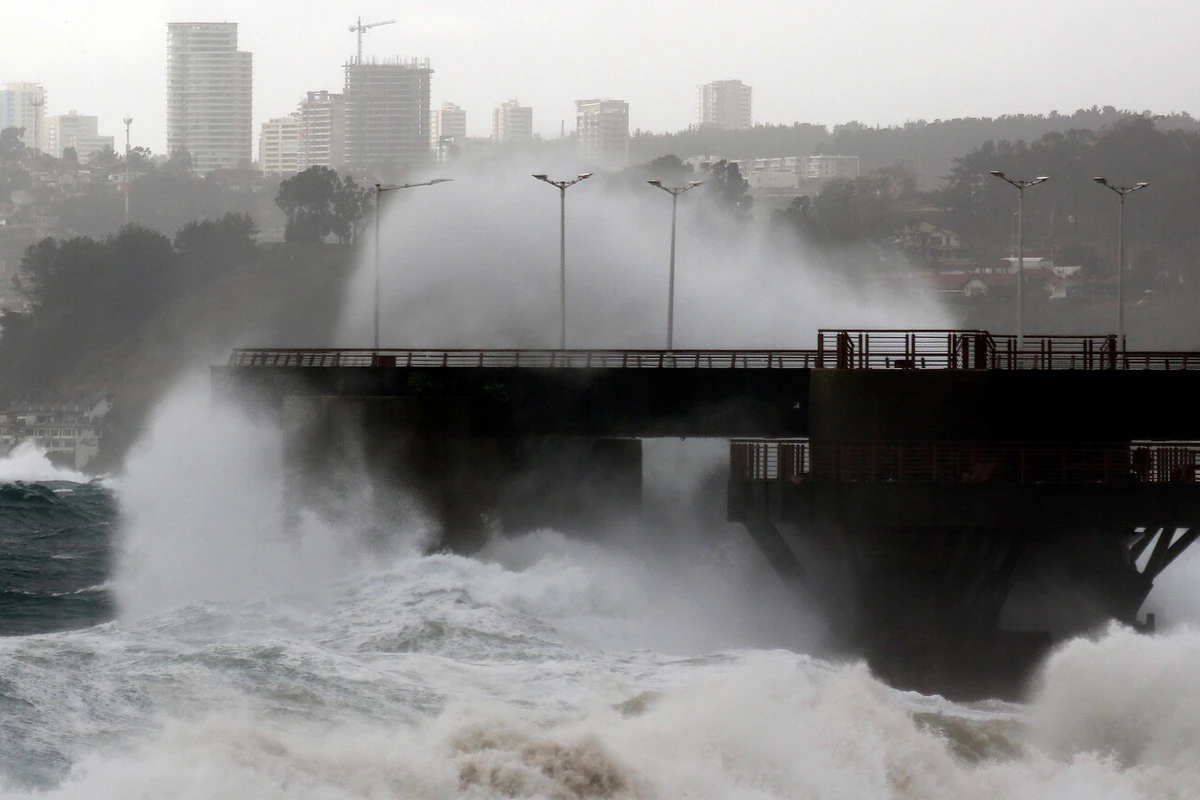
[343,57,432,174]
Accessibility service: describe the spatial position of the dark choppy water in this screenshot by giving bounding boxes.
[0,481,114,637]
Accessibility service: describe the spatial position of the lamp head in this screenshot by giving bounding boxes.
[647,179,663,187]
[1093,176,1108,184]
[688,181,703,187]
[1035,176,1050,183]
[429,178,453,185]
[532,174,548,181]
[1136,181,1150,188]
[989,170,1004,178]
[577,172,593,180]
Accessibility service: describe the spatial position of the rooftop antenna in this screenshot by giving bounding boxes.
[123,117,133,225]
[349,16,396,64]
[30,98,44,153]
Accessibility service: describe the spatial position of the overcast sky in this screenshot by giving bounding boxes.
[4,0,1198,156]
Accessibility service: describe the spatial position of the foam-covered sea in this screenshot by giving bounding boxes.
[4,385,1200,799]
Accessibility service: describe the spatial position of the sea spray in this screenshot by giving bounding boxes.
[111,377,421,621]
[338,158,951,351]
[0,442,91,485]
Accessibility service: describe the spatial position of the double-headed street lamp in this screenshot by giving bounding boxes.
[1092,177,1149,343]
[532,173,592,349]
[647,180,703,350]
[988,171,1049,347]
[374,179,453,351]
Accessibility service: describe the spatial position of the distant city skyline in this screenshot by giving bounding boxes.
[4,0,1199,160]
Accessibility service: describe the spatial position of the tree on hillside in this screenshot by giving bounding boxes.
[332,175,372,244]
[3,226,176,391]
[0,165,31,203]
[88,144,119,169]
[774,172,903,250]
[1,127,26,162]
[276,166,369,244]
[940,116,1200,288]
[164,148,193,175]
[127,146,153,172]
[702,159,753,220]
[606,154,695,193]
[173,212,258,289]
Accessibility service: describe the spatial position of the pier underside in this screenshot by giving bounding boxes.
[219,330,1200,699]
[729,455,1200,697]
[282,396,642,551]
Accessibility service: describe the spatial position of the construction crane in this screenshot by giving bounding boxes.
[349,16,396,65]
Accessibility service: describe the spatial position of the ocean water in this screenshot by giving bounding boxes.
[4,387,1200,799]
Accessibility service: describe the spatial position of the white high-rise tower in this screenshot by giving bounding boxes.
[697,80,753,131]
[166,22,253,173]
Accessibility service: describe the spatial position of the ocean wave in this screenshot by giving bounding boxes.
[3,545,1200,798]
[0,443,91,486]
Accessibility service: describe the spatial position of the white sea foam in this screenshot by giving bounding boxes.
[0,441,90,484]
[7,555,1200,800]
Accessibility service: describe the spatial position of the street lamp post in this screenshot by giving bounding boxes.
[988,171,1049,347]
[532,173,593,349]
[1092,177,1149,344]
[647,180,703,349]
[373,179,453,351]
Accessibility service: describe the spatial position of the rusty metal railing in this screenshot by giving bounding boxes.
[730,439,1200,484]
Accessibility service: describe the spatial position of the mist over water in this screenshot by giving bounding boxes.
[1,381,1199,798]
[9,168,1200,797]
[337,159,950,349]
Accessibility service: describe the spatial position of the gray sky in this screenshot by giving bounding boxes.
[4,0,1198,156]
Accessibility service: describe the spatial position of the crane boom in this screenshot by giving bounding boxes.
[349,16,397,64]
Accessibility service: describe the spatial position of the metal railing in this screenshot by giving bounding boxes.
[810,330,1165,370]
[226,332,1200,372]
[226,348,821,369]
[730,439,810,480]
[730,439,1200,485]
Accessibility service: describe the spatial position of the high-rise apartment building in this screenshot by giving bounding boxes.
[166,22,253,173]
[45,112,113,163]
[343,57,432,173]
[44,112,98,158]
[1,83,47,150]
[491,99,532,143]
[431,102,466,146]
[697,80,753,131]
[576,98,629,168]
[259,114,301,176]
[298,90,346,171]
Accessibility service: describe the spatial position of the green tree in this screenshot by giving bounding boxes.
[127,146,153,172]
[1,127,26,161]
[332,175,371,244]
[173,212,258,289]
[702,159,753,220]
[88,144,120,169]
[164,148,193,175]
[774,171,907,249]
[277,166,369,244]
